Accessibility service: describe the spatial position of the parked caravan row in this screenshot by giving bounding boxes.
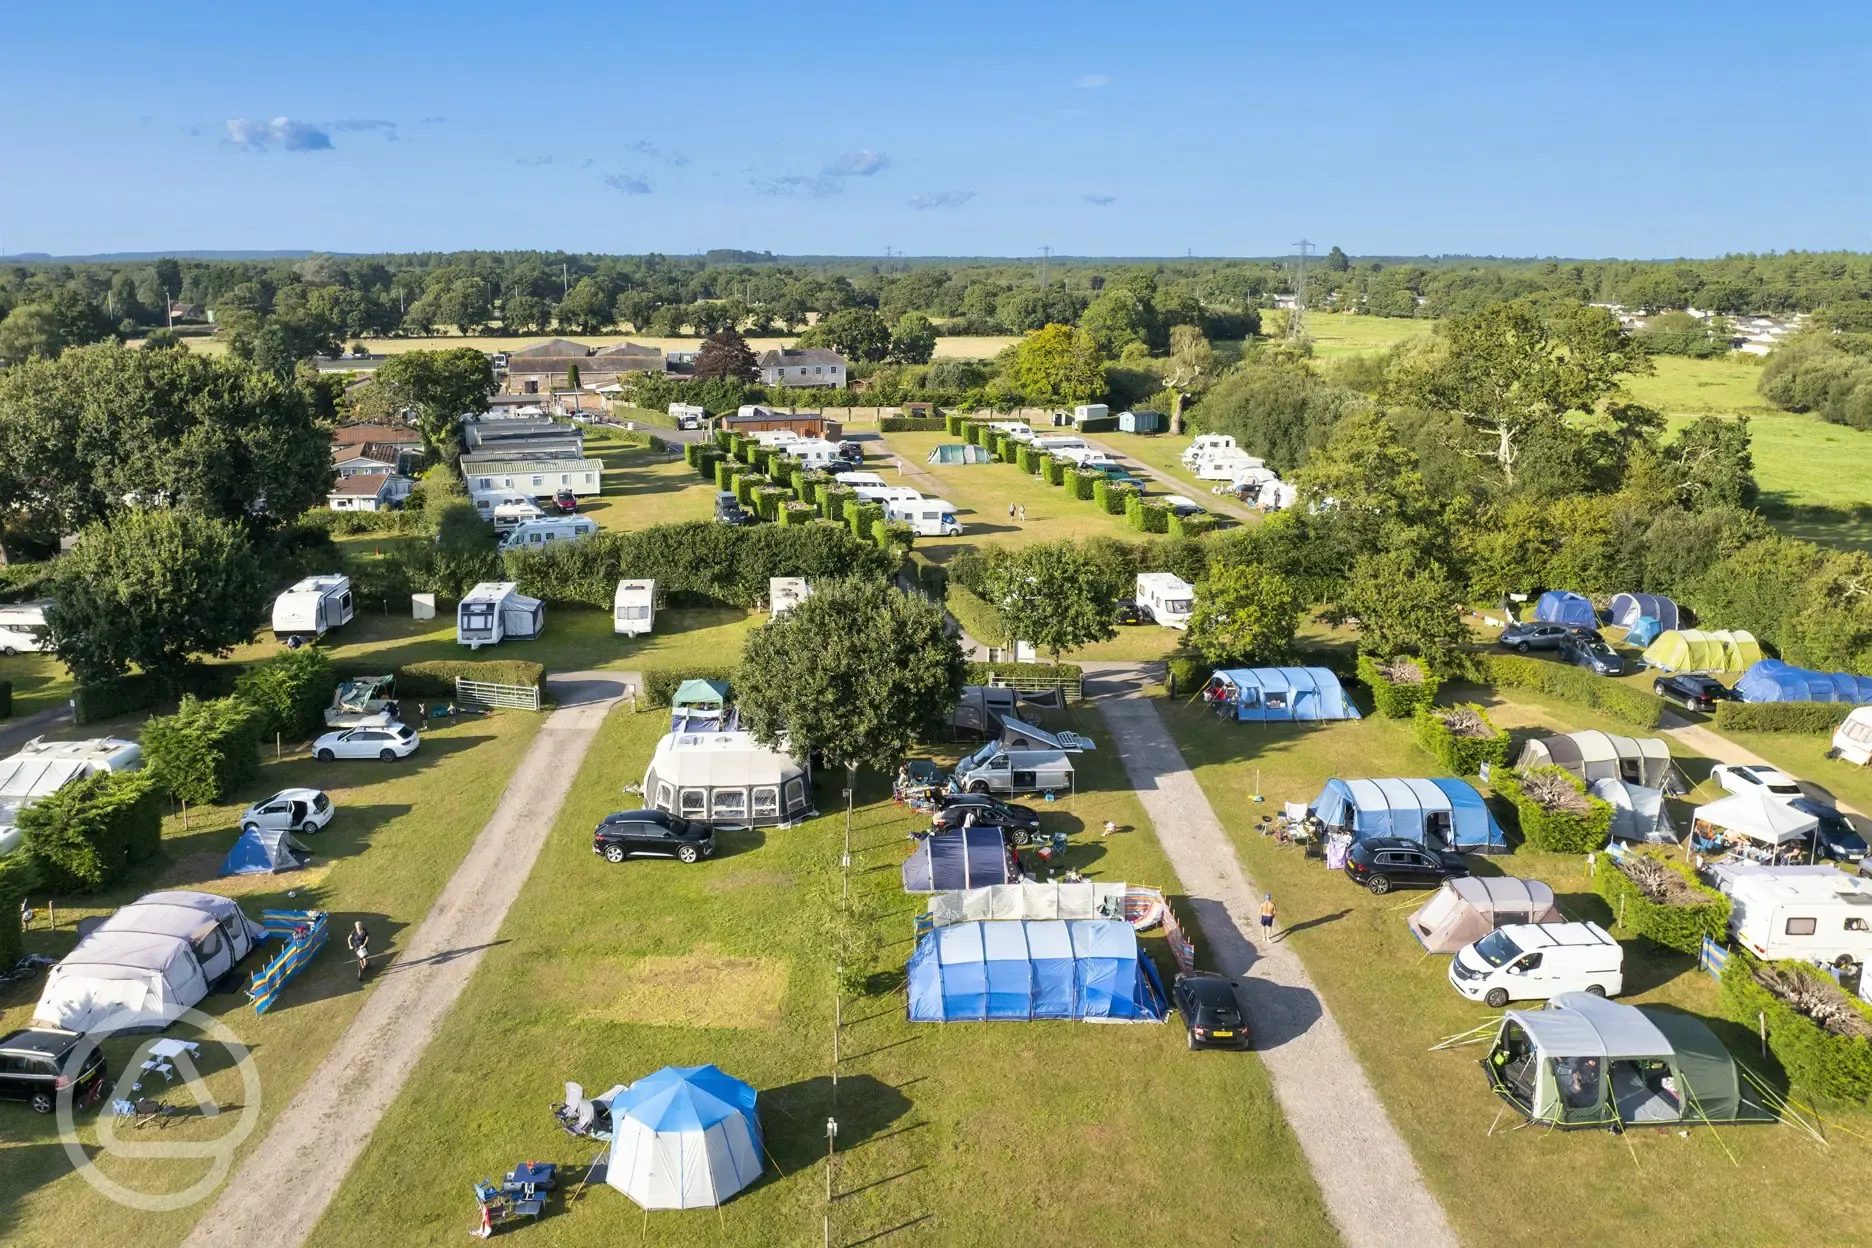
[457,582,545,649]
[0,601,50,656]
[270,575,354,645]
[0,737,143,858]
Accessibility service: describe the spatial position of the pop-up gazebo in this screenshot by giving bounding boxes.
[1203,667,1361,723]
[1691,790,1818,850]
[669,679,733,732]
[1309,777,1506,852]
[602,1065,764,1209]
[1534,591,1597,628]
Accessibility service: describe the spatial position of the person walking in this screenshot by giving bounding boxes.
[1258,894,1278,945]
[1017,503,1027,521]
[1007,502,1017,521]
[347,919,372,981]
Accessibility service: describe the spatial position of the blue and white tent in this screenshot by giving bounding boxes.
[901,827,1016,893]
[1736,659,1872,705]
[603,1065,763,1209]
[906,919,1167,1022]
[1609,592,1680,632]
[1625,615,1664,647]
[221,826,311,876]
[1534,591,1598,628]
[1204,667,1360,723]
[1309,777,1506,852]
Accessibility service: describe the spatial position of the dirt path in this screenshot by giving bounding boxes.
[182,673,627,1248]
[1090,668,1458,1248]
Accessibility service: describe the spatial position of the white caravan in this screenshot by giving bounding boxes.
[1196,451,1268,481]
[1032,435,1087,454]
[668,403,706,430]
[885,497,963,537]
[1135,573,1196,630]
[752,430,802,448]
[831,471,889,491]
[491,499,547,530]
[0,600,51,656]
[852,484,924,507]
[270,575,354,644]
[456,582,545,649]
[775,438,846,470]
[1706,863,1872,968]
[1053,446,1119,469]
[1835,707,1872,767]
[770,577,813,616]
[472,488,537,520]
[1449,922,1625,1008]
[1181,434,1238,467]
[498,516,598,551]
[614,579,656,637]
[0,737,143,857]
[986,421,1035,443]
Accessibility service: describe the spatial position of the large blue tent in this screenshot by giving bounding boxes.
[1609,592,1680,632]
[1204,667,1361,723]
[1534,591,1598,628]
[905,919,1167,1022]
[604,1065,763,1208]
[1309,777,1506,852]
[1736,659,1872,705]
[901,827,1016,893]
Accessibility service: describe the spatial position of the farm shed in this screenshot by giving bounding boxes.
[1408,877,1562,954]
[1202,667,1360,723]
[905,919,1167,1022]
[1642,629,1762,674]
[1533,591,1597,628]
[1514,731,1674,789]
[1735,659,1872,704]
[1309,777,1506,852]
[1609,593,1680,632]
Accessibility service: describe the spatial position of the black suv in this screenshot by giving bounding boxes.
[1114,599,1151,626]
[932,794,1042,845]
[592,810,716,864]
[1173,972,1250,1051]
[714,491,754,526]
[1343,837,1467,895]
[0,1028,109,1114]
[1653,673,1735,713]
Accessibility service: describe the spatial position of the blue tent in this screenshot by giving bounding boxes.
[901,828,1015,893]
[1625,615,1663,647]
[604,1065,763,1208]
[905,919,1167,1022]
[1534,591,1598,628]
[1609,592,1679,632]
[1309,777,1506,852]
[1206,667,1361,723]
[221,827,311,876]
[1736,659,1872,704]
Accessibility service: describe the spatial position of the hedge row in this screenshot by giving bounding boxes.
[234,647,338,742]
[1414,704,1512,775]
[946,584,1008,647]
[1715,701,1854,735]
[142,695,264,806]
[1719,951,1872,1104]
[1493,765,1614,853]
[0,859,35,965]
[1358,653,1440,719]
[15,770,164,894]
[1474,654,1670,729]
[879,417,946,432]
[0,680,10,719]
[396,660,546,699]
[1166,657,1214,697]
[905,551,947,602]
[643,666,738,709]
[73,664,242,726]
[1125,493,1171,534]
[1167,511,1220,539]
[1593,850,1730,955]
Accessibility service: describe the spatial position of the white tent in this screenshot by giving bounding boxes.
[1692,790,1819,847]
[601,1066,764,1209]
[1590,779,1678,845]
[1835,707,1872,767]
[34,930,210,1033]
[926,880,1130,926]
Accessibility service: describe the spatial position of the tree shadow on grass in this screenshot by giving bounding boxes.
[0,1142,95,1238]
[758,1074,915,1177]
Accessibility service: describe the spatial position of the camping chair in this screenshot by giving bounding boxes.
[112,1097,179,1128]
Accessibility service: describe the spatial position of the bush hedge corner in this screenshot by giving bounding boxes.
[1494,765,1614,854]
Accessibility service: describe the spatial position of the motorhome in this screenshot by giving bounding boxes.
[1182,434,1238,467]
[885,497,963,537]
[1448,922,1624,1008]
[773,438,845,470]
[497,516,598,551]
[456,582,545,649]
[752,430,803,448]
[1135,573,1196,630]
[830,471,889,491]
[1705,863,1872,968]
[0,601,51,656]
[668,403,706,430]
[1031,435,1087,454]
[952,717,1096,798]
[491,499,546,531]
[986,421,1035,442]
[1195,451,1268,482]
[770,578,813,616]
[1053,446,1120,469]
[851,484,924,507]
[270,575,354,644]
[614,579,656,637]
[0,737,143,857]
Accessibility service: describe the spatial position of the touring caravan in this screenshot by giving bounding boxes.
[614,579,656,637]
[775,438,846,470]
[885,497,963,537]
[1449,922,1624,1008]
[986,421,1035,443]
[0,601,51,655]
[0,737,143,858]
[1837,708,1872,767]
[952,718,1095,798]
[269,576,354,646]
[830,471,889,491]
[1031,435,1087,454]
[668,403,706,430]
[851,485,924,507]
[770,578,813,616]
[472,488,537,520]
[1182,434,1238,468]
[752,430,802,448]
[1135,573,1196,629]
[1705,863,1872,968]
[1195,451,1268,482]
[498,516,598,551]
[491,499,547,531]
[457,582,545,649]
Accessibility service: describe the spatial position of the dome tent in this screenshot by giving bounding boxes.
[1735,659,1872,705]
[221,826,311,875]
[1625,615,1664,648]
[1642,629,1761,674]
[1534,591,1598,628]
[1202,667,1361,723]
[1609,593,1680,632]
[603,1065,763,1209]
[1308,777,1506,852]
[1407,877,1562,954]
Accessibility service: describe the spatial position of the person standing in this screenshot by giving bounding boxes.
[1258,894,1278,945]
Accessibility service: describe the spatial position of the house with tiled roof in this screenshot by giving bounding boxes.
[758,347,847,389]
[326,472,410,512]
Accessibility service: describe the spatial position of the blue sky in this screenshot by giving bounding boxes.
[2,0,1866,259]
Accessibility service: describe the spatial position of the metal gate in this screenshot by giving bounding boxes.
[454,677,542,711]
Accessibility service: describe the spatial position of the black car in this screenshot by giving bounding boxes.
[932,795,1042,845]
[836,440,864,464]
[1498,621,1594,653]
[1558,632,1624,676]
[1114,599,1151,626]
[1173,971,1250,1051]
[1653,673,1735,713]
[1791,799,1869,864]
[714,491,754,526]
[0,1028,109,1114]
[1343,837,1467,895]
[592,809,716,864]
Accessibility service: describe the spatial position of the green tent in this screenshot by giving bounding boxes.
[672,679,730,713]
[1642,629,1762,674]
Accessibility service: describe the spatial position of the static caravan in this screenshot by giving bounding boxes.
[498,516,598,551]
[0,737,143,859]
[0,600,51,655]
[491,499,547,531]
[1135,573,1196,630]
[270,575,355,645]
[952,717,1095,798]
[770,578,813,616]
[1182,434,1238,467]
[614,579,656,636]
[641,730,813,828]
[456,582,545,649]
[886,497,962,537]
[460,455,604,499]
[1704,863,1872,967]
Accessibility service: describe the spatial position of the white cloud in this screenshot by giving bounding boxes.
[602,172,653,195]
[824,150,890,177]
[908,190,976,211]
[1074,74,1112,89]
[755,174,842,199]
[225,117,332,152]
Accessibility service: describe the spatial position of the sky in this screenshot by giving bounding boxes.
[2,0,1867,260]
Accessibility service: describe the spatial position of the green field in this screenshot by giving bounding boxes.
[581,431,716,533]
[1283,310,1433,358]
[0,651,73,721]
[309,705,1336,1248]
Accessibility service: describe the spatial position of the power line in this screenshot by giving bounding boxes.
[1039,245,1051,287]
[1288,239,1314,340]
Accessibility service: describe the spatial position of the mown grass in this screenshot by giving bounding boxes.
[0,651,74,721]
[581,433,716,534]
[308,704,1336,1248]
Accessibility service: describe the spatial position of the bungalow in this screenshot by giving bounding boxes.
[503,338,667,394]
[334,440,423,478]
[459,454,603,498]
[333,423,423,451]
[758,347,847,389]
[721,409,843,441]
[327,473,411,512]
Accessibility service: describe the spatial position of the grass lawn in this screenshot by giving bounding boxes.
[582,432,716,534]
[1287,311,1433,358]
[0,709,545,1247]
[1159,694,1872,1248]
[309,702,1335,1248]
[0,651,75,720]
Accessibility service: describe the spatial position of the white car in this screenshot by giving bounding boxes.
[1159,495,1206,515]
[239,788,335,835]
[313,722,421,763]
[1710,763,1804,802]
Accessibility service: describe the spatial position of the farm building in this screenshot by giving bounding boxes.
[1642,629,1762,674]
[1309,777,1507,852]
[1609,593,1680,633]
[1514,731,1674,789]
[1533,591,1597,628]
[1201,667,1361,723]
[1735,659,1872,704]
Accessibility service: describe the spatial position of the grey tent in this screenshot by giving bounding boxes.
[1406,877,1562,954]
[1589,778,1677,845]
[1515,731,1675,790]
[1609,593,1680,632]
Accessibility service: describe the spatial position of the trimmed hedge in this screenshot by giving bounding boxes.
[1092,478,1139,516]
[1040,456,1068,486]
[821,487,855,524]
[945,413,966,436]
[946,584,1007,647]
[73,665,242,726]
[1167,512,1220,538]
[234,647,338,742]
[142,695,264,805]
[753,486,787,522]
[1716,701,1854,735]
[714,460,737,491]
[1477,654,1669,729]
[1494,765,1614,853]
[18,770,164,894]
[1594,850,1730,955]
[1720,951,1872,1104]
[1076,415,1119,433]
[396,660,545,699]
[0,858,31,966]
[643,666,738,709]
[1358,653,1441,719]
[1125,494,1171,534]
[1167,657,1213,698]
[849,502,885,544]
[779,501,817,526]
[879,417,946,432]
[962,420,985,446]
[1414,704,1512,775]
[0,680,10,719]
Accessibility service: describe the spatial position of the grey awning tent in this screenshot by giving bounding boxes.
[1516,731,1675,790]
[902,828,1015,893]
[948,686,1063,737]
[1589,778,1677,845]
[1609,593,1680,632]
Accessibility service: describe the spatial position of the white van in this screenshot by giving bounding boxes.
[613,579,655,636]
[1182,434,1238,467]
[0,601,52,656]
[1449,922,1624,1008]
[1707,863,1872,968]
[852,485,923,507]
[498,516,598,551]
[1135,573,1196,630]
[886,497,962,537]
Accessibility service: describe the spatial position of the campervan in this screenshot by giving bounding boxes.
[776,438,846,470]
[1181,434,1238,468]
[851,484,924,507]
[770,578,812,615]
[472,488,537,520]
[1135,573,1196,629]
[491,499,546,530]
[0,601,51,656]
[952,718,1095,798]
[886,498,962,537]
[752,430,802,448]
[614,579,656,637]
[1706,863,1872,968]
[270,576,354,645]
[831,471,889,491]
[498,516,598,551]
[1195,451,1268,482]
[1449,922,1624,1008]
[668,403,706,431]
[456,582,545,649]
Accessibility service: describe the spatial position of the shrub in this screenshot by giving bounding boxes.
[1092,477,1138,515]
[234,647,338,742]
[643,666,738,708]
[1359,653,1441,719]
[1716,702,1854,735]
[1494,765,1614,853]
[849,502,885,544]
[753,486,787,523]
[822,487,854,524]
[962,421,985,446]
[945,413,966,436]
[1168,512,1220,538]
[1414,704,1512,775]
[1125,494,1170,534]
[1593,850,1730,955]
[1066,470,1099,501]
[74,674,162,724]
[0,858,31,965]
[947,584,1007,646]
[1077,415,1119,433]
[878,520,913,554]
[684,441,704,469]
[966,661,1083,691]
[1040,456,1068,486]
[0,681,10,719]
[1476,654,1669,729]
[779,501,816,526]
[714,460,736,491]
[1166,656,1214,698]
[393,659,545,698]
[1720,951,1872,1104]
[713,428,734,451]
[880,416,946,432]
[1016,444,1042,474]
[18,770,164,894]
[142,695,263,805]
[999,435,1022,465]
[734,474,763,509]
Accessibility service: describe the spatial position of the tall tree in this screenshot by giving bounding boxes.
[981,543,1119,661]
[799,307,891,363]
[366,348,497,460]
[1334,551,1470,664]
[0,304,65,363]
[693,328,759,383]
[555,277,614,333]
[1185,562,1302,665]
[1005,324,1106,406]
[887,313,937,365]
